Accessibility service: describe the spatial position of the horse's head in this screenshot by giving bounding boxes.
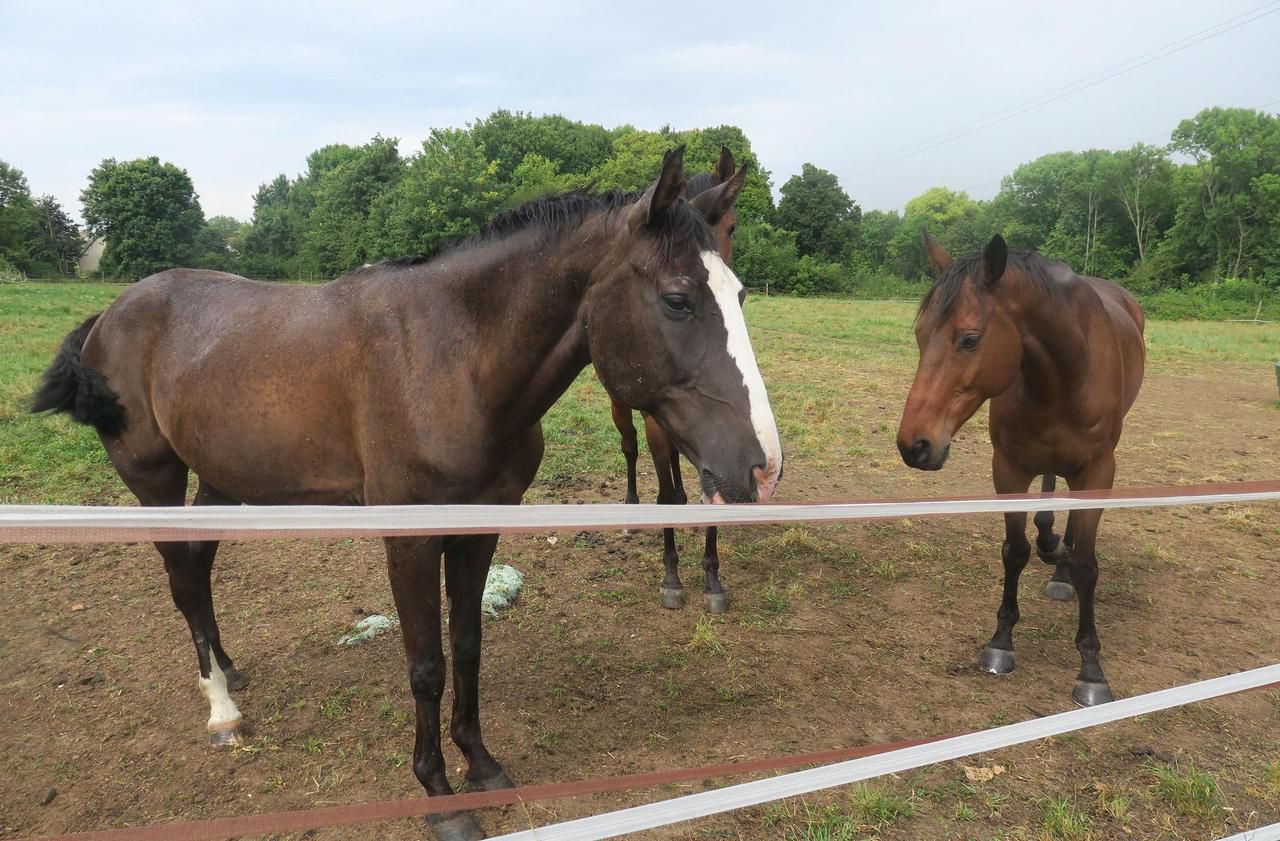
[686,146,739,264]
[897,233,1021,470]
[586,145,781,503]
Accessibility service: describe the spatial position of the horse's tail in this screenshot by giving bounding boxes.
[31,313,127,436]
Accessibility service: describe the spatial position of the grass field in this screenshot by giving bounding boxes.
[2,281,1279,840]
[3,282,1277,504]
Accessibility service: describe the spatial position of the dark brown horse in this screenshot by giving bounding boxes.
[610,146,743,613]
[897,233,1144,707]
[33,147,782,841]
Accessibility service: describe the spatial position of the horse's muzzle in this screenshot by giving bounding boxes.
[898,437,949,471]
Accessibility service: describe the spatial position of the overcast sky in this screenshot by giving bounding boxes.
[3,0,1278,223]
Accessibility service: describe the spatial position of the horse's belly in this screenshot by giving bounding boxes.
[164,402,364,505]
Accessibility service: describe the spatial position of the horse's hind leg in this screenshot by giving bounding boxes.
[1034,474,1074,601]
[104,440,245,746]
[191,480,247,692]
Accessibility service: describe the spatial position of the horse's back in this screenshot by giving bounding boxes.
[83,269,368,502]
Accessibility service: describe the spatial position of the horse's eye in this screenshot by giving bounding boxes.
[728,224,737,238]
[663,294,692,315]
[958,333,981,351]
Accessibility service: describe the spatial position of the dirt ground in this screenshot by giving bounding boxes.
[2,361,1279,840]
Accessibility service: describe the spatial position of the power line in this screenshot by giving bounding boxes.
[954,95,1280,196]
[845,1,1280,179]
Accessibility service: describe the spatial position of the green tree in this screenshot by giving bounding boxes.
[889,187,985,279]
[80,156,206,278]
[1097,143,1174,264]
[240,174,300,278]
[850,209,901,275]
[195,215,249,272]
[0,160,29,207]
[734,221,798,292]
[988,151,1131,276]
[472,109,612,180]
[0,160,38,275]
[589,128,676,192]
[29,195,84,276]
[774,164,860,260]
[505,153,576,207]
[680,125,775,223]
[366,127,503,259]
[296,135,404,276]
[1162,107,1280,280]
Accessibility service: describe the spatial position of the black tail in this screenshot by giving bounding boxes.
[31,313,127,436]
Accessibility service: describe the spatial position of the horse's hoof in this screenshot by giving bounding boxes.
[1072,680,1115,707]
[660,587,684,609]
[467,769,515,792]
[703,592,728,614]
[1044,580,1076,601]
[1037,538,1068,565]
[426,812,486,841]
[223,667,249,692]
[208,721,244,748]
[979,646,1015,675]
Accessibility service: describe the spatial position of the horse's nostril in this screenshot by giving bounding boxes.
[701,468,715,481]
[898,437,933,466]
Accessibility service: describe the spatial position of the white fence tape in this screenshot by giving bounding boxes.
[1217,824,1280,841]
[490,663,1280,841]
[1,484,1278,542]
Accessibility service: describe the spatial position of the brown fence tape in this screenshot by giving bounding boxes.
[29,734,949,841]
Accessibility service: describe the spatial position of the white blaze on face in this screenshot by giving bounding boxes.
[702,251,783,501]
[200,660,243,738]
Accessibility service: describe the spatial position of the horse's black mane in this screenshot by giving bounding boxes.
[685,171,718,197]
[368,183,716,274]
[918,247,1067,320]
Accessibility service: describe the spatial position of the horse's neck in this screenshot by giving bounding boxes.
[411,227,599,437]
[1007,274,1090,399]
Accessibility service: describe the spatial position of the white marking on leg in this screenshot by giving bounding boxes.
[702,251,783,500]
[200,659,243,739]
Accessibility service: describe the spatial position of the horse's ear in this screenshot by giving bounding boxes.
[922,230,953,277]
[982,234,1008,285]
[631,145,687,229]
[715,146,736,184]
[689,160,749,225]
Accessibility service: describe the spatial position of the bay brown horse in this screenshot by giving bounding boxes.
[610,146,741,613]
[33,147,782,841]
[896,233,1144,707]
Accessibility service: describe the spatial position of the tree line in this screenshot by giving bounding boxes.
[1,107,1276,296]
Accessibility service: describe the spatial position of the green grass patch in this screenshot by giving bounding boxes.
[1040,795,1093,840]
[685,615,724,655]
[1147,760,1224,819]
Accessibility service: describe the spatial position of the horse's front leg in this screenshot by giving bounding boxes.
[610,400,640,507]
[444,533,513,793]
[385,536,483,841]
[645,415,685,609]
[1064,456,1117,707]
[980,451,1033,675]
